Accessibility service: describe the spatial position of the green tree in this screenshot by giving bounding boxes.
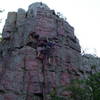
[86,72,100,100]
[65,72,100,100]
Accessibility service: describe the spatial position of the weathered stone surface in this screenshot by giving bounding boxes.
[2,12,17,39]
[27,2,50,17]
[0,2,83,100]
[16,8,26,26]
[80,54,100,78]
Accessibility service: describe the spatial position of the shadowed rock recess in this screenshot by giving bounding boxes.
[0,2,82,100]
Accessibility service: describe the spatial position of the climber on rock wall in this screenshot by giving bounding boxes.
[37,38,56,64]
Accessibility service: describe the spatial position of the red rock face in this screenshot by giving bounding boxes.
[0,2,81,100]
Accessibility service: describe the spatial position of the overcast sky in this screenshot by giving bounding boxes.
[0,0,100,56]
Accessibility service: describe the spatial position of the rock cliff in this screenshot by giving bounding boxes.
[0,2,82,100]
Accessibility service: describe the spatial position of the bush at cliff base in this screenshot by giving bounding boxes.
[64,72,100,100]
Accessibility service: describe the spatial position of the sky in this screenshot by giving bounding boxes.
[0,0,100,56]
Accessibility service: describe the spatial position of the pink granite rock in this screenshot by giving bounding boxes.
[0,2,82,100]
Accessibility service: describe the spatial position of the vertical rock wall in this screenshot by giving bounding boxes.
[0,2,81,100]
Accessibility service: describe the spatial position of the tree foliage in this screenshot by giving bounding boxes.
[65,72,100,100]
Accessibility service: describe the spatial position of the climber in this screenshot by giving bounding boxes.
[36,39,46,59]
[37,38,56,64]
[45,40,56,64]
